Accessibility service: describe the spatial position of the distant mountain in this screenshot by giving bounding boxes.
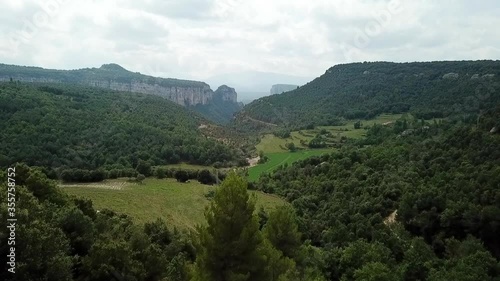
[270,84,299,95]
[0,63,240,124]
[236,61,500,128]
[193,85,243,124]
[205,70,313,100]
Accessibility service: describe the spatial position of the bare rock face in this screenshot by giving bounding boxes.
[0,63,221,107]
[214,85,238,103]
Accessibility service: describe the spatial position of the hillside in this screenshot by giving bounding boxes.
[0,82,245,176]
[193,85,243,124]
[254,107,500,280]
[237,61,500,129]
[0,63,241,123]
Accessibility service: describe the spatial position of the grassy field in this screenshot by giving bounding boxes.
[256,114,404,153]
[61,178,286,230]
[155,163,213,171]
[248,149,332,181]
[249,114,406,181]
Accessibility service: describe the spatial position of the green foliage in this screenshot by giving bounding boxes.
[263,206,302,259]
[285,142,297,152]
[174,170,190,183]
[197,169,216,185]
[274,129,291,139]
[0,165,194,281]
[192,173,269,281]
[0,82,244,174]
[136,174,146,183]
[238,61,500,128]
[255,110,500,280]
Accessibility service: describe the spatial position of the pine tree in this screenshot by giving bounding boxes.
[263,205,302,259]
[192,172,268,281]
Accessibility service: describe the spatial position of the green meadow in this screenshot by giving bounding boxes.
[61,178,286,230]
[250,114,406,181]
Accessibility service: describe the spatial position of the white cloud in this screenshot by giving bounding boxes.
[0,0,499,82]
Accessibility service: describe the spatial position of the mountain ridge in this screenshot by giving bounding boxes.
[236,60,500,129]
[0,63,240,123]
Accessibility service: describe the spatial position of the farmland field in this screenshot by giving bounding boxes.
[247,149,333,181]
[256,114,405,153]
[61,178,286,230]
[249,114,407,181]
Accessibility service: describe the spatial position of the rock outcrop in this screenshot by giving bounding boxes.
[214,85,238,103]
[0,63,234,107]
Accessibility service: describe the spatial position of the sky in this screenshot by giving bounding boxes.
[0,0,499,86]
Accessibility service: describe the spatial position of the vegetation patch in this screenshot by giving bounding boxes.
[62,178,286,229]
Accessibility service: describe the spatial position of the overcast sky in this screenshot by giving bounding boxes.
[0,0,499,82]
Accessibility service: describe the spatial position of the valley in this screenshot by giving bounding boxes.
[1,60,499,281]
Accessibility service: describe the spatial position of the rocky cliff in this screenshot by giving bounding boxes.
[214,85,238,103]
[0,63,235,107]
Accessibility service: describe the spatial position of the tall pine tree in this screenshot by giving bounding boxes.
[192,172,268,281]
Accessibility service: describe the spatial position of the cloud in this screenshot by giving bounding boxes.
[0,0,499,84]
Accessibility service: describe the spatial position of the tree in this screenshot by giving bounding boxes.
[136,160,152,177]
[263,206,302,259]
[197,169,216,185]
[136,174,146,184]
[155,168,166,179]
[354,121,362,129]
[192,173,269,281]
[174,170,189,183]
[285,142,297,152]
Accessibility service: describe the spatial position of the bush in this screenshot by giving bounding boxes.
[174,170,189,183]
[198,170,216,185]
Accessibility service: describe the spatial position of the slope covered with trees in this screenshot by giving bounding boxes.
[253,107,500,280]
[0,82,246,177]
[0,164,195,281]
[237,61,500,129]
[0,63,243,124]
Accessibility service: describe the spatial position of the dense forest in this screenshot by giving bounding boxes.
[253,107,500,280]
[0,165,324,281]
[0,63,242,124]
[1,60,500,280]
[0,82,246,178]
[237,61,500,129]
[0,63,206,88]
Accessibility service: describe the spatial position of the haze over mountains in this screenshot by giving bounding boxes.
[205,70,313,101]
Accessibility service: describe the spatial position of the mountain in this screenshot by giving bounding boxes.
[0,63,240,123]
[193,85,243,124]
[0,82,246,175]
[205,70,313,100]
[270,84,299,95]
[237,61,500,129]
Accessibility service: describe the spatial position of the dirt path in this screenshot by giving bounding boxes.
[245,116,278,127]
[60,180,132,190]
[247,156,261,167]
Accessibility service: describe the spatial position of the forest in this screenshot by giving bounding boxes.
[253,106,500,280]
[1,61,500,281]
[237,61,500,129]
[0,63,207,89]
[0,82,247,180]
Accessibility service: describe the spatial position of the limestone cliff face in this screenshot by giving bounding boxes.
[86,79,214,106]
[214,85,238,103]
[0,64,232,107]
